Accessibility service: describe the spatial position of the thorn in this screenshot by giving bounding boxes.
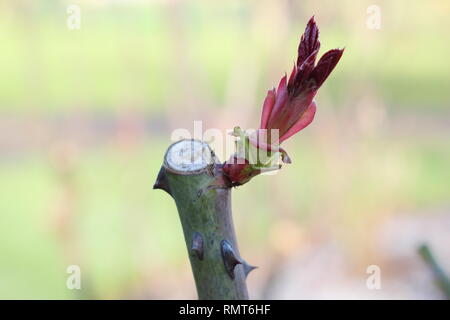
[221,240,242,279]
[191,232,204,260]
[153,166,171,195]
[280,149,292,164]
[243,260,258,278]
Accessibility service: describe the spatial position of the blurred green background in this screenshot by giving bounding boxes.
[0,0,449,299]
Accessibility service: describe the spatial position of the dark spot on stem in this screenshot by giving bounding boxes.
[191,232,204,260]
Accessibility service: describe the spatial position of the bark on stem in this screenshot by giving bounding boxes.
[154,139,251,300]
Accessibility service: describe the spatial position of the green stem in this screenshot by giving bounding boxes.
[154,139,252,300]
[418,243,450,299]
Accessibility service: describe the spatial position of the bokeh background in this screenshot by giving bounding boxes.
[1,0,449,299]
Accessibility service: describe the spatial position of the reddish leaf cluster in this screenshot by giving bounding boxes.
[223,16,344,186]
